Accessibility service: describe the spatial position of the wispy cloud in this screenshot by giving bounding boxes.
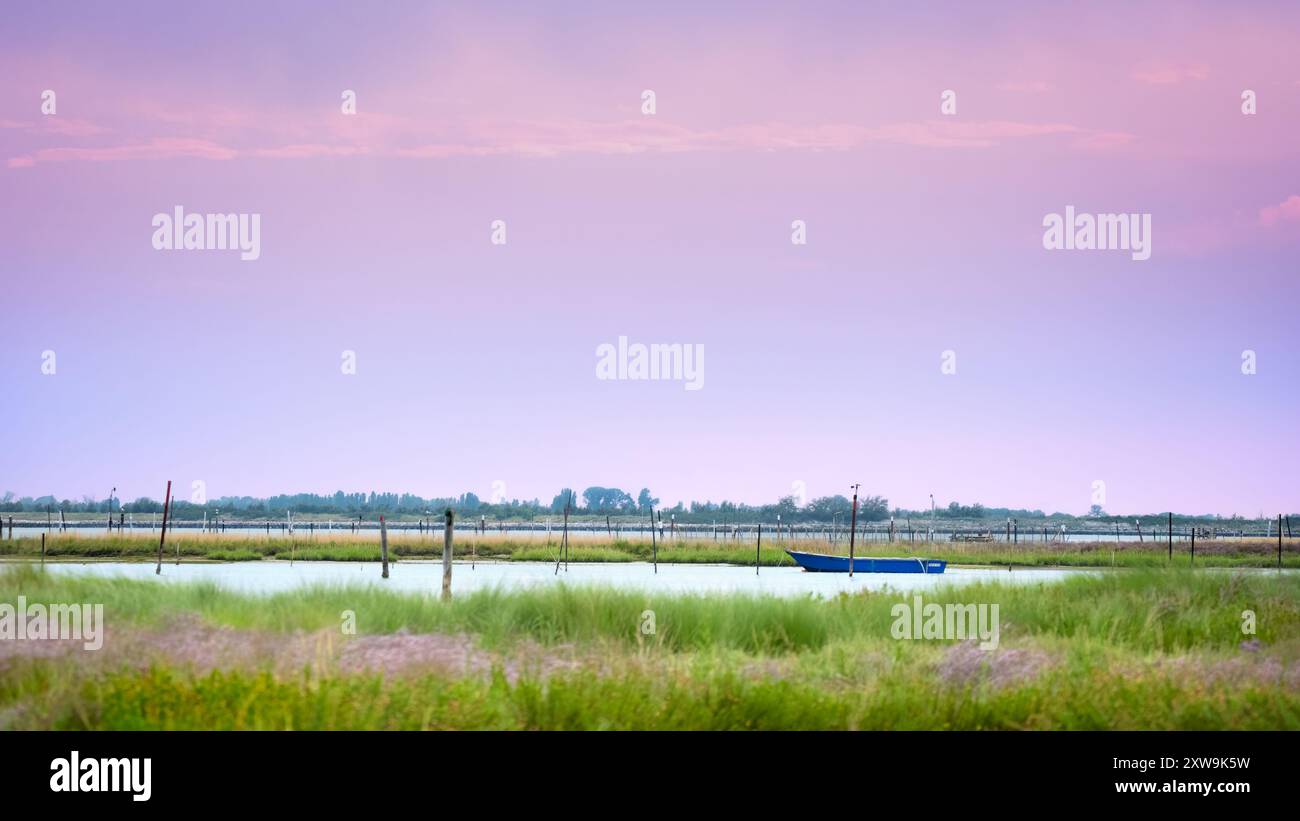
[1132,62,1210,85]
[1259,194,1300,227]
[7,111,1115,167]
[8,137,237,167]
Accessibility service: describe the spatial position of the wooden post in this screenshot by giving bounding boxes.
[441,509,454,601]
[1279,514,1284,571]
[46,505,51,533]
[155,480,172,575]
[848,484,860,579]
[1190,526,1195,565]
[1167,512,1172,562]
[756,522,762,575]
[41,533,45,566]
[554,493,572,575]
[379,515,390,579]
[60,508,66,533]
[650,506,658,574]
[606,515,612,539]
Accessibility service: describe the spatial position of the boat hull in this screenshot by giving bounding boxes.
[785,550,947,574]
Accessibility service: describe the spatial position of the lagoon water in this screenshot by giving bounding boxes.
[30,560,1091,597]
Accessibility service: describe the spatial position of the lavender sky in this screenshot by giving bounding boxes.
[2,1,1297,516]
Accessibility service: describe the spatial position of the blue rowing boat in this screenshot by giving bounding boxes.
[785,550,947,574]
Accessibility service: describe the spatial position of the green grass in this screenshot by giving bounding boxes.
[2,565,1296,730]
[2,564,1296,653]
[0,661,1292,730]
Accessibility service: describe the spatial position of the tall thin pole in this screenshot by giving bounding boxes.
[155,480,172,575]
[848,484,860,579]
[441,509,454,600]
[929,493,935,542]
[1168,512,1173,562]
[756,522,762,575]
[650,505,658,574]
[379,514,389,579]
[1280,514,1284,571]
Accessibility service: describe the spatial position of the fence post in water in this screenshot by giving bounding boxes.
[155,480,172,575]
[848,484,860,579]
[650,506,658,574]
[441,509,454,601]
[756,522,762,575]
[379,515,390,579]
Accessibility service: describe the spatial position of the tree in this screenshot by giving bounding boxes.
[637,488,659,514]
[550,489,576,513]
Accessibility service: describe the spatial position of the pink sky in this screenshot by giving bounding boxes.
[2,2,1298,516]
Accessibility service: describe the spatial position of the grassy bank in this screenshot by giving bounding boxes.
[3,564,1297,651]
[0,566,1297,729]
[2,532,1295,568]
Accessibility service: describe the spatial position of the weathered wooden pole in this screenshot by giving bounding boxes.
[848,484,860,579]
[379,515,390,579]
[1190,527,1195,565]
[441,509,454,601]
[1167,512,1172,562]
[46,505,51,533]
[40,533,45,566]
[1279,514,1284,571]
[59,508,66,533]
[756,522,762,575]
[650,506,658,574]
[155,480,172,575]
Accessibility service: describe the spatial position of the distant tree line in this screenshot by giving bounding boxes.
[0,490,1286,525]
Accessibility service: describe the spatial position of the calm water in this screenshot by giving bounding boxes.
[29,560,1092,597]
